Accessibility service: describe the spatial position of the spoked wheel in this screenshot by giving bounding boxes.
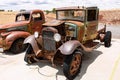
[24,44,38,64]
[104,31,112,47]
[10,39,25,54]
[63,51,82,80]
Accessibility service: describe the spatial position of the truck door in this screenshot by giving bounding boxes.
[85,8,99,40]
[31,12,45,33]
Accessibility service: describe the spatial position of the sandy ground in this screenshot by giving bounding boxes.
[0,39,120,80]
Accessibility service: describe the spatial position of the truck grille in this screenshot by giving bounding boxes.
[42,31,56,51]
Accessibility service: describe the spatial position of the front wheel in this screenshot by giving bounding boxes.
[63,51,82,80]
[10,39,25,54]
[24,44,37,64]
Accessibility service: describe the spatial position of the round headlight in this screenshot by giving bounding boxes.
[34,31,39,38]
[54,33,61,42]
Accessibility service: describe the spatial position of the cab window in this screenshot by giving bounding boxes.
[87,10,97,21]
[32,13,42,21]
[16,13,30,21]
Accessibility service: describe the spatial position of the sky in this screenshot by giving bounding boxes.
[0,0,120,11]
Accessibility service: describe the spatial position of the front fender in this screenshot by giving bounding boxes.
[5,31,30,50]
[24,35,42,56]
[58,40,81,55]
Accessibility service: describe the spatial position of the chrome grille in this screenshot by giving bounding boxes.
[42,31,56,51]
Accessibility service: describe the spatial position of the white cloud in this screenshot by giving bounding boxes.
[0,0,119,11]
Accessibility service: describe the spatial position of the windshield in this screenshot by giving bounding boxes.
[16,13,30,21]
[56,10,85,21]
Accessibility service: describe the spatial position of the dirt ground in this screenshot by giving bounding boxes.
[0,39,120,80]
[99,9,120,25]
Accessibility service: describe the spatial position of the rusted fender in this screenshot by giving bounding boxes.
[58,40,97,55]
[5,31,31,50]
[58,40,81,55]
[24,35,42,56]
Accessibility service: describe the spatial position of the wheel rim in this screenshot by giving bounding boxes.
[70,54,81,75]
[16,40,24,51]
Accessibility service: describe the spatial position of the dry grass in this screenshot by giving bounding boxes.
[0,10,120,25]
[0,11,18,25]
[99,9,120,25]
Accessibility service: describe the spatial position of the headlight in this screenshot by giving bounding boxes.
[34,31,39,38]
[54,33,61,42]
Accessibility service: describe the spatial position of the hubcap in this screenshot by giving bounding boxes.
[70,54,81,75]
[17,41,23,51]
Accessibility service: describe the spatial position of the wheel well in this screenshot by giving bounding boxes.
[53,50,65,65]
[53,48,83,65]
[12,38,25,44]
[10,38,25,49]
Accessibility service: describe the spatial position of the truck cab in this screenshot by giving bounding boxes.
[56,6,99,43]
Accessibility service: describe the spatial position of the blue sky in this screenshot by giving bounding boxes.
[0,0,120,11]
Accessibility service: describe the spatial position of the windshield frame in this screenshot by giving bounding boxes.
[56,9,85,22]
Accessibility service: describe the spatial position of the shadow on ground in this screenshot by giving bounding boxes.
[75,50,102,80]
[26,49,102,80]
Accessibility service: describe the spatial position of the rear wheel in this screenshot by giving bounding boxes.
[24,44,37,64]
[10,39,25,54]
[104,31,112,47]
[63,51,82,80]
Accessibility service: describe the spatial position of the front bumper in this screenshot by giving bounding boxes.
[0,48,3,52]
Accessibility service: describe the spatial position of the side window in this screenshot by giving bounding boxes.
[24,14,30,20]
[87,10,97,21]
[32,13,42,21]
[16,13,30,21]
[17,15,25,21]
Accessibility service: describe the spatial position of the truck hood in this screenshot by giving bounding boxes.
[66,21,84,27]
[0,21,29,29]
[42,20,64,27]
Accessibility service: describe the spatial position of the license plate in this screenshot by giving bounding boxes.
[0,48,3,52]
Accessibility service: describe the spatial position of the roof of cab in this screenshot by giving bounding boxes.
[55,6,98,11]
[17,9,43,15]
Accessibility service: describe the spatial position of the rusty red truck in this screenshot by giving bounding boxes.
[0,9,45,53]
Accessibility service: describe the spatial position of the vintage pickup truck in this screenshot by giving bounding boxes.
[0,9,45,53]
[23,6,112,80]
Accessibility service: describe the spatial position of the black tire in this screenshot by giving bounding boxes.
[63,51,82,80]
[104,31,112,47]
[10,38,25,54]
[24,44,37,64]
